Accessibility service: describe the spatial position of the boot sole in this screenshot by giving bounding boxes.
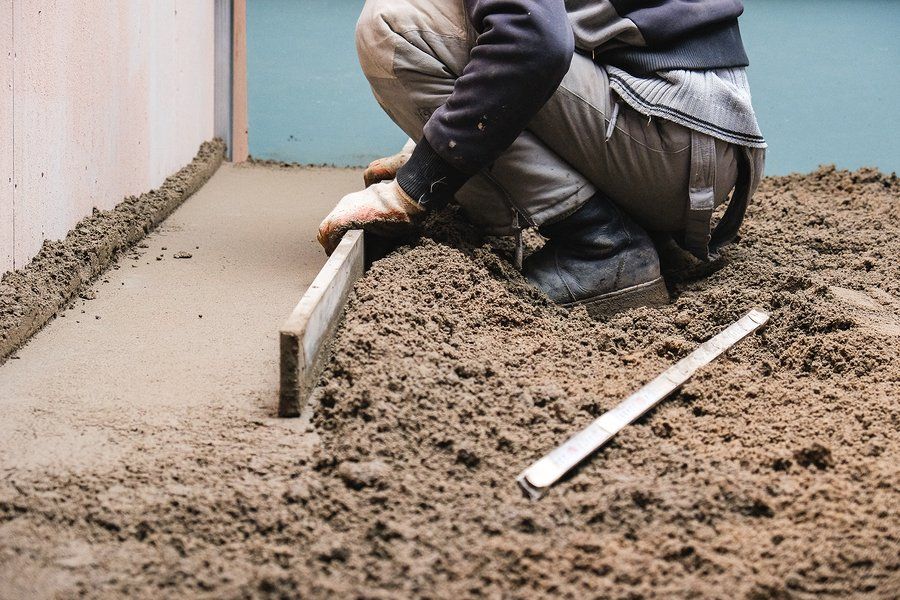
[563,276,669,319]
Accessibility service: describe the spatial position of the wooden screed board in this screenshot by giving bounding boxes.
[278,230,365,417]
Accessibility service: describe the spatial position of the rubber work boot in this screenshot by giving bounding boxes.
[523,191,669,318]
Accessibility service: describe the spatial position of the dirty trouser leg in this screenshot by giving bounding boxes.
[356,0,596,236]
[356,0,740,237]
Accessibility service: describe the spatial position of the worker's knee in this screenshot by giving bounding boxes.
[356,0,468,82]
[355,0,418,81]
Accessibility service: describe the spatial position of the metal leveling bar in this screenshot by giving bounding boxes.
[516,309,770,500]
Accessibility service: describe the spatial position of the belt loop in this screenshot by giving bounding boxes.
[605,101,620,142]
[684,130,717,261]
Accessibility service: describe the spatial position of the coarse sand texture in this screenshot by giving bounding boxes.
[308,167,899,598]
[0,166,898,598]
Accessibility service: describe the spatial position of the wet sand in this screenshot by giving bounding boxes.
[0,164,361,599]
[1,166,898,598]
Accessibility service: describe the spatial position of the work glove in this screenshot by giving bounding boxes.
[363,139,416,187]
[317,180,424,255]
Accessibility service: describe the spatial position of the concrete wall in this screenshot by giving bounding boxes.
[0,1,216,273]
[1,2,13,272]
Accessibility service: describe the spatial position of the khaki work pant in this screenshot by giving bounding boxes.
[356,0,751,243]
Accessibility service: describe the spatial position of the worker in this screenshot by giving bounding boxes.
[318,0,766,317]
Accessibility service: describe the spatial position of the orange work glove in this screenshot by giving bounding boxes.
[362,139,416,187]
[317,180,424,255]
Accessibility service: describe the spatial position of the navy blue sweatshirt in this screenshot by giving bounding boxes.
[396,0,749,210]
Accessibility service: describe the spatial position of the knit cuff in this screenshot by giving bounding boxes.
[396,137,469,211]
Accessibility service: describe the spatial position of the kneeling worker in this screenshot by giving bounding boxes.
[318,0,766,317]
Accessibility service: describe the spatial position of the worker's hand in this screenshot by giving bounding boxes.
[317,180,424,255]
[363,139,416,187]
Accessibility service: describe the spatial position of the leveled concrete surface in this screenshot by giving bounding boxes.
[0,164,361,476]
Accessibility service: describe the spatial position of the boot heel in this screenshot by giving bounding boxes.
[572,277,669,319]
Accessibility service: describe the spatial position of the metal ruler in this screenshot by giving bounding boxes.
[516,309,770,500]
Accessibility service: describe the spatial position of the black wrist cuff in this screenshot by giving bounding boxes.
[396,137,469,211]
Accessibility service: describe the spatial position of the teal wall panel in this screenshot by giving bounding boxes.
[248,0,406,166]
[248,0,900,175]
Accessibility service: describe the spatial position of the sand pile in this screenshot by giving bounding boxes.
[1,166,897,598]
[300,166,899,598]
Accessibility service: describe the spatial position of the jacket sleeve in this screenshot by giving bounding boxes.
[396,0,574,210]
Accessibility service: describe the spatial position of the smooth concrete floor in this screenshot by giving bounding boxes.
[0,163,362,475]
